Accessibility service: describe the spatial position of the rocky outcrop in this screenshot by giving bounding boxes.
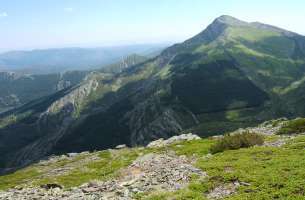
[79,153,206,199]
[46,76,98,114]
[231,118,288,136]
[56,80,72,91]
[147,133,201,148]
[207,181,251,199]
[0,152,206,200]
[4,75,99,171]
[125,92,199,146]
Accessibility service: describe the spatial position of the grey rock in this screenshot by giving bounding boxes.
[147,133,201,148]
[115,144,127,149]
[207,181,241,199]
[67,153,79,158]
[0,152,207,199]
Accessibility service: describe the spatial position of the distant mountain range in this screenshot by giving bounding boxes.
[1,15,305,174]
[0,54,149,112]
[0,44,167,74]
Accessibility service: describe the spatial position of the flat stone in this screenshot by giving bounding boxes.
[115,144,127,149]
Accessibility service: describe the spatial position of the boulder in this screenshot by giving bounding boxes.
[147,133,201,148]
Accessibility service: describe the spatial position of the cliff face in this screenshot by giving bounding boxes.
[0,74,100,172]
[0,71,88,112]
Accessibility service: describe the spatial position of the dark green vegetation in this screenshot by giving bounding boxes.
[171,60,268,114]
[277,118,305,135]
[0,71,88,112]
[1,15,305,173]
[210,132,264,154]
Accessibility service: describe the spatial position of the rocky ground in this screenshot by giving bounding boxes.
[146,133,201,148]
[0,153,206,200]
[0,122,302,200]
[0,134,207,200]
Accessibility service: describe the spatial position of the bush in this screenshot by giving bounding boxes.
[210,131,264,154]
[277,118,305,135]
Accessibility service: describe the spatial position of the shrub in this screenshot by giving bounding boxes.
[210,131,264,154]
[277,118,305,135]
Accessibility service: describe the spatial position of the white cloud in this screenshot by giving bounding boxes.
[64,7,74,12]
[0,12,8,18]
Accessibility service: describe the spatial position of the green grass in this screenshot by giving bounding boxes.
[285,135,305,150]
[0,147,160,191]
[227,26,295,58]
[277,118,305,135]
[0,168,41,190]
[140,136,305,200]
[2,134,305,200]
[168,139,215,156]
[228,26,280,42]
[35,149,139,188]
[197,146,305,199]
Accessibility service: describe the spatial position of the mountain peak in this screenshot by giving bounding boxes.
[184,15,247,45]
[213,15,248,26]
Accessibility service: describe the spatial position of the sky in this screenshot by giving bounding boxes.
[0,0,305,52]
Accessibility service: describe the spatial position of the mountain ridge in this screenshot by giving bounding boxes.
[1,15,305,174]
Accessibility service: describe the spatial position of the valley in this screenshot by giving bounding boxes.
[1,14,305,199]
[1,15,305,173]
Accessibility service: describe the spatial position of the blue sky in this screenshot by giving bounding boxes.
[0,0,305,51]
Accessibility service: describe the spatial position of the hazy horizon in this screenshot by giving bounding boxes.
[0,42,172,54]
[1,0,305,52]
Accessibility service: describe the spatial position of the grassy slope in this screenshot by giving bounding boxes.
[189,24,305,134]
[195,25,305,93]
[2,132,305,200]
[143,135,305,200]
[0,149,141,190]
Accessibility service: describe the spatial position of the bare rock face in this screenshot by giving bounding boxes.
[56,80,71,91]
[46,77,98,114]
[5,75,99,171]
[125,93,199,146]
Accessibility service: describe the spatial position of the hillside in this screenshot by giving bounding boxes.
[1,118,305,199]
[0,71,88,113]
[100,54,148,74]
[0,54,149,113]
[1,15,305,174]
